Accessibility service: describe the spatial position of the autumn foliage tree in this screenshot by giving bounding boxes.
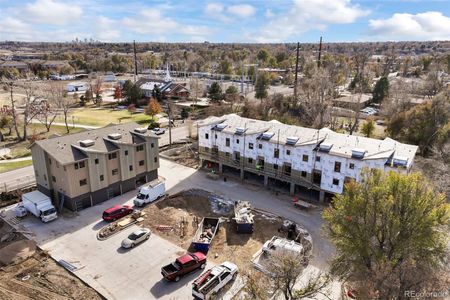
[144,98,162,120]
[323,170,450,299]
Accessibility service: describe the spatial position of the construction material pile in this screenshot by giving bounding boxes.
[234,201,254,224]
[197,224,215,243]
[98,211,146,240]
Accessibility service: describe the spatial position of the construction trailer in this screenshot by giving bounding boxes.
[192,217,219,253]
[233,200,254,234]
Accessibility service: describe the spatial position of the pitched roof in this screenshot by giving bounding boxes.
[34,122,158,165]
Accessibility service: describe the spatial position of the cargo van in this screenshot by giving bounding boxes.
[133,178,166,207]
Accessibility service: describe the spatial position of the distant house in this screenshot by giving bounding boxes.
[332,93,372,108]
[41,60,69,69]
[0,60,29,72]
[66,82,89,92]
[160,82,189,99]
[138,78,190,100]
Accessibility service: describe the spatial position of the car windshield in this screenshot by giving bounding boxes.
[136,193,146,200]
[128,233,139,240]
[42,208,56,216]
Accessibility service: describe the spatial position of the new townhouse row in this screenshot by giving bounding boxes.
[31,123,160,211]
[198,114,418,202]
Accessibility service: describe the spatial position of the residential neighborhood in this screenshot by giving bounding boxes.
[0,0,449,300]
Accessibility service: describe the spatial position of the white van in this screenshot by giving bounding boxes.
[133,178,166,207]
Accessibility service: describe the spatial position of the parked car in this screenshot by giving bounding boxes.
[192,262,238,300]
[161,252,207,282]
[102,205,133,222]
[151,127,166,135]
[121,228,151,248]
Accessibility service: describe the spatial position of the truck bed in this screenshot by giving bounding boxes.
[161,263,179,275]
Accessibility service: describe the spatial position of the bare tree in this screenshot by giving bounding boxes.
[20,82,45,141]
[48,82,74,133]
[89,75,104,106]
[36,100,58,132]
[244,250,331,300]
[299,68,334,128]
[1,80,22,139]
[240,267,271,300]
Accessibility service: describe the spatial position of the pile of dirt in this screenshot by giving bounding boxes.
[161,144,199,168]
[0,240,37,266]
[0,221,102,299]
[0,251,102,300]
[141,189,292,267]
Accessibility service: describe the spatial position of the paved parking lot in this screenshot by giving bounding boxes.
[2,188,218,300]
[1,158,337,299]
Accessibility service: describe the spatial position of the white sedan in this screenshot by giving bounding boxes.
[121,228,152,249]
[151,128,166,135]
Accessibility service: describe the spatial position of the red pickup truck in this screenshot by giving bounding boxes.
[161,252,207,282]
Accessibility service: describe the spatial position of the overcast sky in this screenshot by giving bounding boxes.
[0,0,449,43]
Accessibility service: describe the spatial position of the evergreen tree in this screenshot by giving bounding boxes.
[255,72,269,100]
[372,77,389,103]
[208,82,223,103]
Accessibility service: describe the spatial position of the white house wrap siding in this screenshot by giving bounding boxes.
[198,114,418,201]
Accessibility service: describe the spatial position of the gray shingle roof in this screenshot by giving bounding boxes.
[34,122,157,165]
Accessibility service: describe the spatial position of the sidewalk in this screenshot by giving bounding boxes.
[0,156,32,164]
[30,120,101,129]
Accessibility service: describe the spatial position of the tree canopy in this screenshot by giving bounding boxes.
[122,80,143,105]
[255,72,270,100]
[372,76,389,103]
[208,82,223,103]
[360,118,375,137]
[144,98,162,119]
[387,91,450,155]
[323,169,449,299]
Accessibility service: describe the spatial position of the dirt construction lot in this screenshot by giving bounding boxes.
[0,221,101,300]
[142,189,288,268]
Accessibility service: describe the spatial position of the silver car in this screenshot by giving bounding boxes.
[121,228,151,249]
[152,128,166,135]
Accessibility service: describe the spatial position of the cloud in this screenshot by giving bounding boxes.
[227,4,255,18]
[204,2,231,22]
[205,3,224,15]
[254,0,369,42]
[368,11,450,40]
[122,9,212,41]
[0,17,34,41]
[23,0,82,25]
[95,16,121,41]
[204,2,255,22]
[265,9,275,18]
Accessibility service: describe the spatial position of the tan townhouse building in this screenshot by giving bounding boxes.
[31,123,160,211]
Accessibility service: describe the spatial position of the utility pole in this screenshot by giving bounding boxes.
[294,42,300,100]
[133,40,138,83]
[317,36,323,68]
[168,100,172,146]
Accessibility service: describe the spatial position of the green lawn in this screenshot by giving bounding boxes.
[1,124,83,160]
[56,107,152,127]
[0,160,33,173]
